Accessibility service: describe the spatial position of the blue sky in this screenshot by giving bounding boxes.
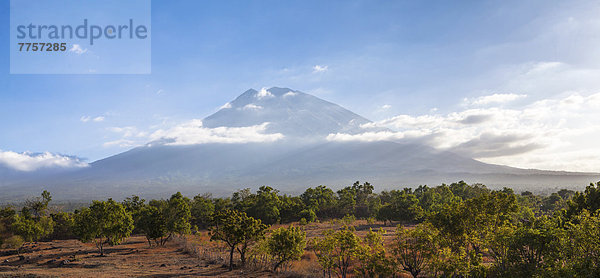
[2,0,600,172]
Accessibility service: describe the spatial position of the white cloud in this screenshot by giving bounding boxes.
[102,139,137,148]
[81,115,105,123]
[327,130,430,142]
[103,126,148,148]
[331,92,600,172]
[488,61,600,99]
[381,104,391,110]
[283,91,297,97]
[466,93,527,106]
[104,120,284,149]
[313,65,328,73]
[256,88,274,99]
[107,126,147,138]
[243,104,263,110]
[0,150,88,172]
[220,102,232,109]
[69,44,88,55]
[148,120,284,145]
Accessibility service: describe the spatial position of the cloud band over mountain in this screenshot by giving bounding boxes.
[0,150,88,172]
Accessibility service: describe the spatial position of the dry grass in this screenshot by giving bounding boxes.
[182,219,409,277]
[0,219,410,277]
[0,235,277,277]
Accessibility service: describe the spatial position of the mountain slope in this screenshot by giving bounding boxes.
[1,87,598,201]
[203,87,382,136]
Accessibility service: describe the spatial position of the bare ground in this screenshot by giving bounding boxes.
[0,236,276,278]
[0,220,409,278]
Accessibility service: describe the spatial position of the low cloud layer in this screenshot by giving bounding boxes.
[329,92,600,172]
[465,93,527,106]
[0,150,88,172]
[104,118,285,149]
[149,120,284,145]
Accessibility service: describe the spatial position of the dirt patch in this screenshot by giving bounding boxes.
[0,220,408,277]
[0,236,277,277]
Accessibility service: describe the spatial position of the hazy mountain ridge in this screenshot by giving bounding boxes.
[1,87,599,201]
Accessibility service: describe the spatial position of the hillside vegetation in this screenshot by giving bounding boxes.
[2,181,600,277]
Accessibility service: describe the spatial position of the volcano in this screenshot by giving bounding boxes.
[2,87,598,201]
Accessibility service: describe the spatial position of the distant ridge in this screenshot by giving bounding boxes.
[1,87,599,201]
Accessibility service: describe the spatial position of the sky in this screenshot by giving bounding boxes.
[1,0,600,172]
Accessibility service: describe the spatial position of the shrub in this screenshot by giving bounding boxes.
[74,199,134,256]
[266,225,307,272]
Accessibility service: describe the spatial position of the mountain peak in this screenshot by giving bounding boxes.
[230,87,302,104]
[203,87,378,137]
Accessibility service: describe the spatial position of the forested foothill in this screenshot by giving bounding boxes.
[2,180,600,277]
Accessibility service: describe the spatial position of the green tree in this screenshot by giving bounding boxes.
[355,228,394,277]
[247,186,282,225]
[24,190,52,218]
[139,193,191,246]
[352,181,379,218]
[507,216,561,277]
[463,190,518,254]
[449,181,490,200]
[392,224,437,278]
[122,195,146,234]
[74,199,134,256]
[212,197,232,212]
[560,210,600,276]
[11,191,55,248]
[336,187,357,218]
[414,184,458,214]
[376,189,423,225]
[49,212,75,240]
[541,193,565,213]
[486,223,516,275]
[0,207,16,247]
[299,208,317,223]
[429,190,517,255]
[137,205,168,246]
[190,193,215,229]
[232,188,255,212]
[165,192,191,236]
[429,246,471,277]
[266,225,307,272]
[311,228,361,278]
[567,181,600,217]
[301,185,337,219]
[12,214,54,245]
[279,195,305,223]
[310,231,337,278]
[335,181,380,218]
[210,209,268,270]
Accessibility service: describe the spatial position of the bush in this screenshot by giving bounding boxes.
[74,199,134,256]
[311,228,361,278]
[299,209,317,223]
[1,235,24,251]
[49,212,75,240]
[342,214,356,225]
[210,209,268,270]
[299,218,308,225]
[266,225,307,272]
